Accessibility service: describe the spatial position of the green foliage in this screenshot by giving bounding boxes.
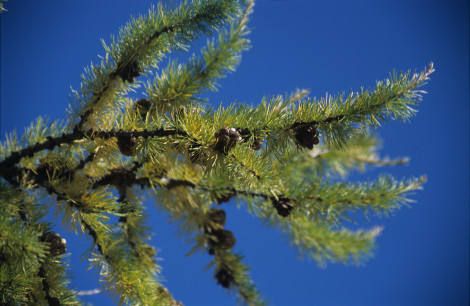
[0,0,433,304]
[0,182,79,305]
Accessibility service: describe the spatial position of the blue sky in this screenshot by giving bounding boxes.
[1,0,468,305]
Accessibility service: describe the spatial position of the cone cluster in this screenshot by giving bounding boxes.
[206,209,226,227]
[117,135,137,156]
[133,98,151,118]
[205,209,236,254]
[118,60,142,83]
[292,122,319,149]
[271,196,294,217]
[40,232,67,256]
[214,127,264,154]
[215,267,234,288]
[214,128,241,154]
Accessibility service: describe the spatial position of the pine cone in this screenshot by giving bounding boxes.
[206,209,226,228]
[214,128,229,153]
[134,98,151,118]
[214,128,241,153]
[117,135,137,156]
[237,127,251,142]
[293,123,319,149]
[271,196,294,217]
[228,128,241,148]
[118,60,142,83]
[215,268,234,288]
[41,232,67,256]
[251,137,263,151]
[208,229,236,250]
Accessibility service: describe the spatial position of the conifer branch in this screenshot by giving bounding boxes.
[202,208,264,304]
[175,63,433,151]
[0,183,78,304]
[0,128,188,179]
[151,185,267,305]
[280,133,409,178]
[143,171,425,228]
[69,191,179,304]
[74,0,244,131]
[1,147,425,226]
[293,175,427,226]
[284,215,382,265]
[119,213,158,272]
[293,63,435,147]
[212,250,267,305]
[0,0,433,303]
[0,162,119,215]
[0,92,423,183]
[147,0,253,113]
[79,213,145,304]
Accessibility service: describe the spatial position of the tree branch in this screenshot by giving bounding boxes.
[0,128,188,179]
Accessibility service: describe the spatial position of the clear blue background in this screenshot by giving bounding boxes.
[1,0,468,305]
